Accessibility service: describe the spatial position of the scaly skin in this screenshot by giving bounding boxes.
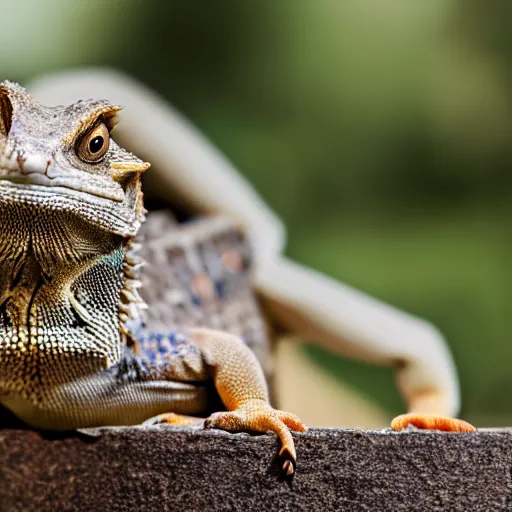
[0,81,306,475]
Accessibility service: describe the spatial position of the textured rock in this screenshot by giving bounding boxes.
[0,424,511,511]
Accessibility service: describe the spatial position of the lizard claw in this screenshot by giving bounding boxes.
[204,399,307,475]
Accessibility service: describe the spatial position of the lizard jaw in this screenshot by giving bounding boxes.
[0,167,124,202]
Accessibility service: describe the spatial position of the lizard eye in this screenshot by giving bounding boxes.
[76,123,110,163]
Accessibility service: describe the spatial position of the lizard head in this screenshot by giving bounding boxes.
[0,81,150,238]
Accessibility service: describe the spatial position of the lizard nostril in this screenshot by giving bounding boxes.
[16,153,49,175]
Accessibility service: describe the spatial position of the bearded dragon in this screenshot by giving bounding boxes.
[0,81,309,475]
[0,79,475,477]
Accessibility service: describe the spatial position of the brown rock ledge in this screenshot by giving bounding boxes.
[0,425,511,511]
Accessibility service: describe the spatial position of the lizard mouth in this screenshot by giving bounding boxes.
[0,168,124,202]
[0,169,141,237]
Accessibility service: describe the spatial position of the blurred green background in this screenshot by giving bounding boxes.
[2,0,512,425]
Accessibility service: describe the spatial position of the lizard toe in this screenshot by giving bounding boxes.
[143,413,204,427]
[204,411,243,431]
[276,410,308,432]
[391,413,476,432]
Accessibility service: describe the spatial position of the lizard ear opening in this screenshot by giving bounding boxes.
[0,87,13,136]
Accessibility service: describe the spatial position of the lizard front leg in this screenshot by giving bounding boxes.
[193,328,306,475]
[142,327,306,475]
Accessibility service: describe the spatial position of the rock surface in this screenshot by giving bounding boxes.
[1,425,511,511]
